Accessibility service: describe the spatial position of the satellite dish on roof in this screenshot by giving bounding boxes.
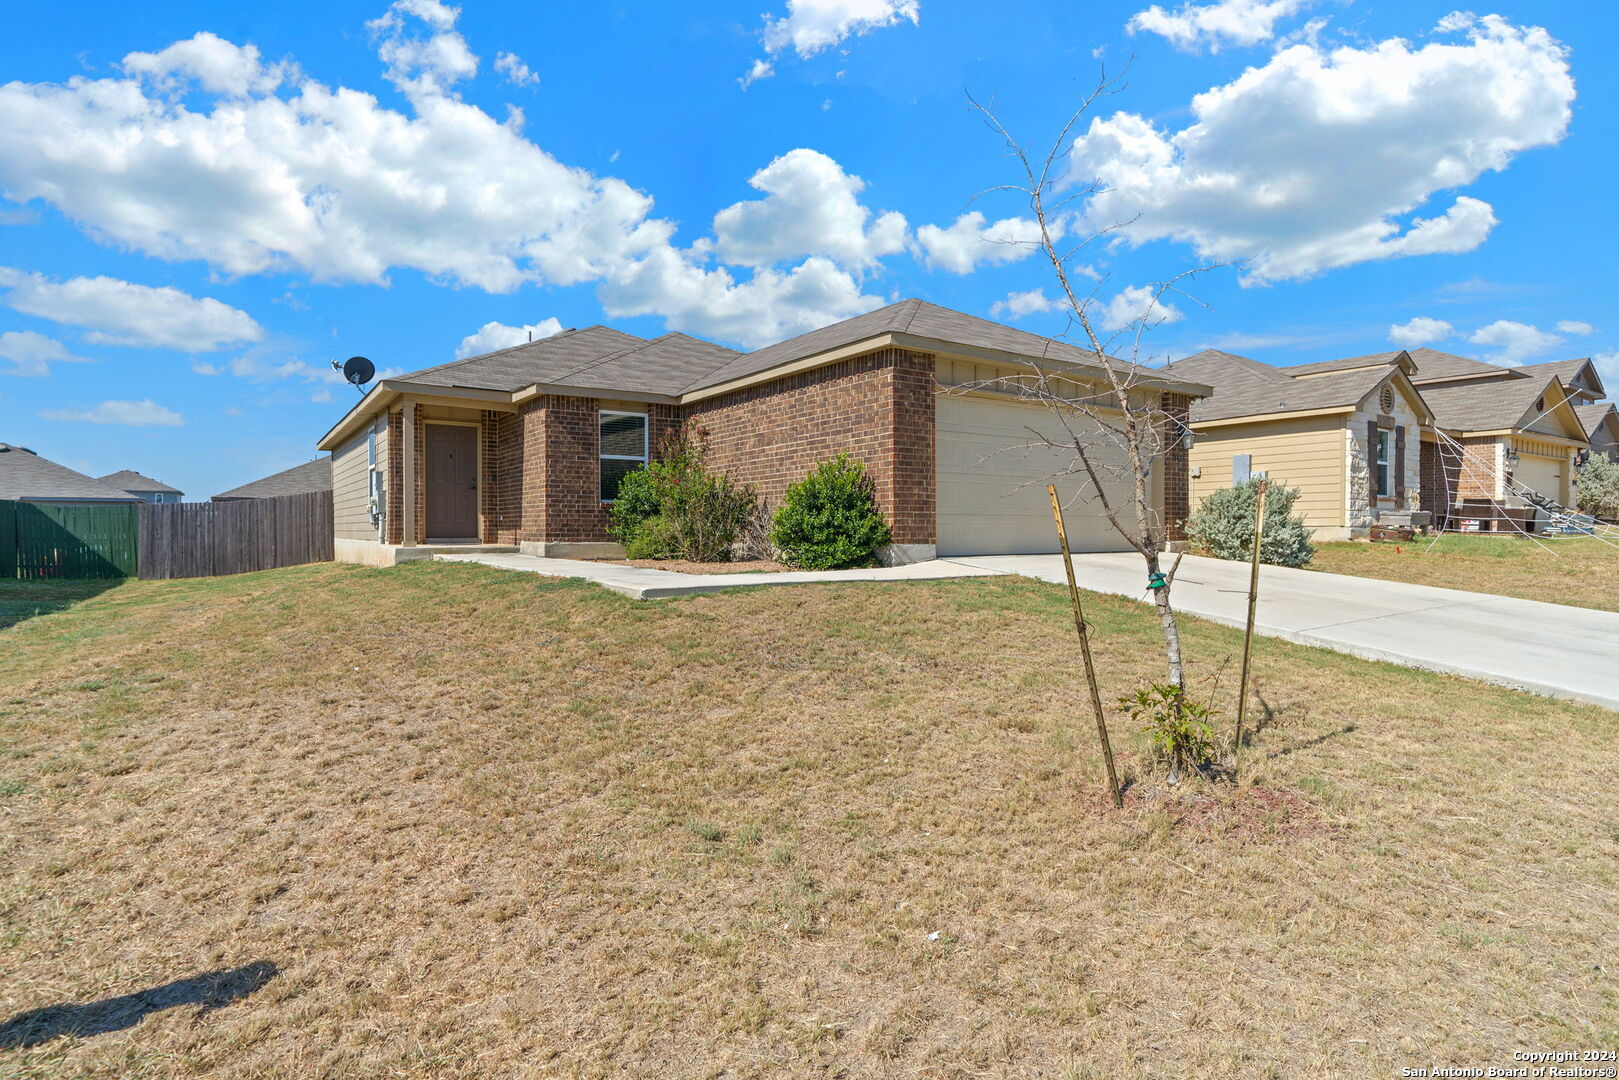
[339,355,375,393]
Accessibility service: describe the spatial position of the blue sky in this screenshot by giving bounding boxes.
[0,0,1610,497]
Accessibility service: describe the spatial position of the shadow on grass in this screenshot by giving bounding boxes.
[0,961,277,1049]
[0,579,124,631]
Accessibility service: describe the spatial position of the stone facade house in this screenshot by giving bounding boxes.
[1159,350,1432,541]
[315,299,1209,565]
[1161,346,1609,537]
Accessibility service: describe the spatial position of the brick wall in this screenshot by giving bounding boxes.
[1420,438,1460,522]
[1455,436,1500,500]
[385,410,403,545]
[1160,392,1192,541]
[682,347,937,545]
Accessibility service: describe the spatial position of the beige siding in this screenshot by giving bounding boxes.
[332,428,374,542]
[1188,415,1346,533]
[936,393,1141,555]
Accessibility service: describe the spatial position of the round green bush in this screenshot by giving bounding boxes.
[770,454,893,570]
[607,466,661,542]
[1184,478,1315,567]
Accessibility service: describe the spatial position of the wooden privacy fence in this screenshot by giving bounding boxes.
[137,491,333,579]
[0,500,139,579]
[1,492,332,580]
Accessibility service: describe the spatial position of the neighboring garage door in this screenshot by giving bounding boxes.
[936,393,1138,556]
[1513,454,1563,506]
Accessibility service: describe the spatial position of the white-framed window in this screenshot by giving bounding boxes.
[599,410,649,502]
[1375,429,1391,497]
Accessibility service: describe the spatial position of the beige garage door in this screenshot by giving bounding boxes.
[1513,454,1563,505]
[936,394,1138,556]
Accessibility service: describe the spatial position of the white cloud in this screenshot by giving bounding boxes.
[709,149,906,270]
[913,212,1046,274]
[740,59,774,90]
[0,22,665,293]
[1388,316,1454,349]
[40,399,184,426]
[1069,14,1573,283]
[1467,319,1563,364]
[122,31,295,96]
[494,52,538,87]
[1593,350,1619,388]
[455,317,564,359]
[0,13,910,348]
[310,388,334,403]
[1127,0,1308,53]
[0,268,263,352]
[1556,320,1594,335]
[600,253,882,349]
[761,0,920,59]
[990,288,1064,320]
[1096,285,1183,333]
[191,361,221,375]
[0,330,90,376]
[367,0,477,99]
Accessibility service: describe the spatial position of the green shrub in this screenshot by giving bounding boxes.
[1119,683,1217,784]
[1185,478,1315,567]
[607,430,756,562]
[1576,454,1619,520]
[607,466,661,540]
[770,454,892,570]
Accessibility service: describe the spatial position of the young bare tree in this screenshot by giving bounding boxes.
[959,77,1223,706]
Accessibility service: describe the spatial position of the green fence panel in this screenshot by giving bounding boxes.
[0,501,14,578]
[9,502,138,580]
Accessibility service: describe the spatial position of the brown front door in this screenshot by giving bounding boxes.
[425,424,478,540]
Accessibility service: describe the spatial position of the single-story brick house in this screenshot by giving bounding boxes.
[316,299,1210,565]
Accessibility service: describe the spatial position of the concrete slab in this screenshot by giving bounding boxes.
[433,551,1003,600]
[951,553,1619,712]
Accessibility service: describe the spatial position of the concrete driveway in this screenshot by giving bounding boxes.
[949,553,1619,712]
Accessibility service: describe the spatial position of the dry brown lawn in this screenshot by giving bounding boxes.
[0,562,1615,1079]
[1310,534,1619,612]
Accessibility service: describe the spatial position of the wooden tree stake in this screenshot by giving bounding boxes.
[1233,477,1268,768]
[1047,485,1123,808]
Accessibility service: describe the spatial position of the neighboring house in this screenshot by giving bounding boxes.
[97,469,184,504]
[0,444,143,503]
[315,299,1209,565]
[1159,350,1431,541]
[1163,346,1600,536]
[1575,402,1619,462]
[213,458,334,501]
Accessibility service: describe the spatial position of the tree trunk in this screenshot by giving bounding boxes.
[1143,550,1186,695]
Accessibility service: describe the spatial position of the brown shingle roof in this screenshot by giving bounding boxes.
[97,469,183,496]
[1162,349,1393,422]
[682,298,1176,393]
[0,444,142,502]
[1416,373,1565,432]
[1515,357,1604,400]
[404,325,650,392]
[213,458,333,500]
[1285,347,1514,383]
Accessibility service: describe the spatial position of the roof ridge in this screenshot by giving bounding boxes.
[404,324,632,382]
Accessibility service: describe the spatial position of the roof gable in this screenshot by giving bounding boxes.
[97,469,182,495]
[0,444,142,502]
[214,457,333,500]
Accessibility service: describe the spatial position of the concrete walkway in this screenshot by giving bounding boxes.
[952,553,1619,711]
[433,551,1000,599]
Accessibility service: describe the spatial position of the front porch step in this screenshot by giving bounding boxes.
[398,544,519,563]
